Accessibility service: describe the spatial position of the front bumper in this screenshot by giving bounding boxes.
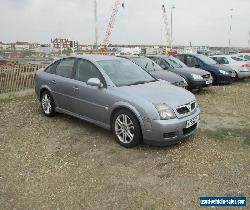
[188,79,212,89]
[216,74,235,84]
[143,108,200,146]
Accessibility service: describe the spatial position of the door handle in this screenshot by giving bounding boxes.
[73,86,79,91]
[51,80,56,84]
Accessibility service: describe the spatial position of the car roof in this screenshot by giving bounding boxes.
[60,55,123,62]
[118,55,143,59]
[147,55,169,58]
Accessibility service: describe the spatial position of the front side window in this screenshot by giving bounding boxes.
[220,57,229,64]
[75,60,102,83]
[168,57,187,68]
[130,57,162,72]
[55,58,75,78]
[98,59,156,87]
[45,61,59,74]
[176,54,185,63]
[165,57,182,68]
[212,57,229,64]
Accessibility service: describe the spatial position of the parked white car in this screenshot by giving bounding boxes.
[236,53,250,61]
[210,55,250,79]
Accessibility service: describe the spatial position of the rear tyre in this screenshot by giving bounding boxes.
[112,109,142,148]
[40,90,56,117]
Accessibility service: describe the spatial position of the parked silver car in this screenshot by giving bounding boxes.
[35,55,200,147]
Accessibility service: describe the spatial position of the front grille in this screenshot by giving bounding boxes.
[191,102,196,110]
[176,101,196,115]
[202,74,210,79]
[173,81,186,87]
[163,132,177,139]
[183,123,197,135]
[176,106,189,114]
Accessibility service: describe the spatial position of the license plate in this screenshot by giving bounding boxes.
[206,80,211,84]
[186,115,199,128]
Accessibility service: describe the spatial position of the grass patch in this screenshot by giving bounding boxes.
[204,128,250,145]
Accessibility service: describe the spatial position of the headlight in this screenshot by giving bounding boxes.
[191,74,203,80]
[219,69,229,75]
[183,78,188,84]
[154,103,176,120]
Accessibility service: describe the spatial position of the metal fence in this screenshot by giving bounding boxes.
[0,64,46,94]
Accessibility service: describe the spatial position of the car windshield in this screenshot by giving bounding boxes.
[98,59,157,87]
[167,57,187,68]
[195,54,217,65]
[129,57,162,72]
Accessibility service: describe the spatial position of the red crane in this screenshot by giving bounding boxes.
[103,0,124,48]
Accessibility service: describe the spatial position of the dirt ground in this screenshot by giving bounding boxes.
[0,80,249,210]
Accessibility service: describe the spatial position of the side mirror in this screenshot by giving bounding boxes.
[161,65,167,70]
[87,78,103,88]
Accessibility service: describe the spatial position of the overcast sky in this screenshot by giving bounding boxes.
[0,0,249,47]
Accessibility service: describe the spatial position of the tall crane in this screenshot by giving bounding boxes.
[161,2,171,54]
[103,0,124,48]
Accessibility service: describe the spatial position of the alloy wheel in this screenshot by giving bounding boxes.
[41,94,52,114]
[115,114,135,144]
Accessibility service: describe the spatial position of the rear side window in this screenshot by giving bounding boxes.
[245,55,250,60]
[55,58,75,78]
[75,59,102,83]
[186,55,197,66]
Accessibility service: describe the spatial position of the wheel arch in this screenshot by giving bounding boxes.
[39,85,53,100]
[110,103,145,134]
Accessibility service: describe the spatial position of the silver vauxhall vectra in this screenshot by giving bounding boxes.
[35,55,200,148]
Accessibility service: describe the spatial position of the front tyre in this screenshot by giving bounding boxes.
[211,73,217,85]
[41,90,56,117]
[112,109,142,148]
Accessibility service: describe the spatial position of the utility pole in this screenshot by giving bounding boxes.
[170,5,175,49]
[94,0,98,49]
[161,2,171,54]
[229,8,233,48]
[248,30,250,48]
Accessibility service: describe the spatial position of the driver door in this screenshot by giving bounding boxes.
[72,59,110,124]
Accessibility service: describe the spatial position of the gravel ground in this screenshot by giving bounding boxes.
[0,80,249,210]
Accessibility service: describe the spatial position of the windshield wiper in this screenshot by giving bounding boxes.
[128,80,156,86]
[128,81,148,86]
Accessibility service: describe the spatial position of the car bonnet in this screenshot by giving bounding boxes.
[118,81,196,109]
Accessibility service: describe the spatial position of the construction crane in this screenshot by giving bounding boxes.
[103,0,125,48]
[161,2,171,55]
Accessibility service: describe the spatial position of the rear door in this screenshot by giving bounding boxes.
[72,59,110,124]
[52,58,76,112]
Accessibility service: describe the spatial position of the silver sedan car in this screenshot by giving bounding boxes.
[35,55,200,148]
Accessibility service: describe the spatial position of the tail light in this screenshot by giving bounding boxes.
[241,64,250,68]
